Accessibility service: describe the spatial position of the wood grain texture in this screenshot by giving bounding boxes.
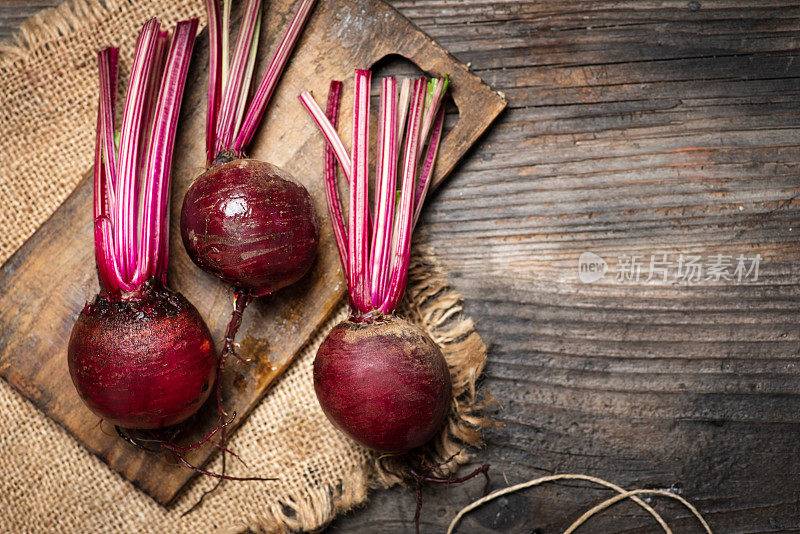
[0,0,504,505]
[328,1,800,533]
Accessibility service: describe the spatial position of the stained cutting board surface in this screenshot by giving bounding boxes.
[0,0,505,505]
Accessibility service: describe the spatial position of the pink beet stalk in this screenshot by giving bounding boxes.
[298,70,450,316]
[298,70,449,314]
[114,19,161,279]
[214,0,262,154]
[233,0,317,152]
[202,0,317,160]
[133,20,199,285]
[93,18,198,293]
[349,70,372,312]
[380,77,427,313]
[323,81,348,275]
[205,0,222,165]
[298,91,352,179]
[369,77,398,307]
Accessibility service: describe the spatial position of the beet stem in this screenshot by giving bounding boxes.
[395,78,412,166]
[417,76,449,161]
[205,0,222,166]
[349,70,372,313]
[380,78,427,313]
[233,0,318,152]
[221,0,231,90]
[323,81,349,277]
[412,76,450,226]
[214,0,262,154]
[300,73,449,315]
[413,106,445,228]
[133,19,199,286]
[115,19,162,280]
[94,47,130,295]
[97,48,119,203]
[297,91,353,178]
[231,14,262,143]
[369,77,398,307]
[92,18,198,295]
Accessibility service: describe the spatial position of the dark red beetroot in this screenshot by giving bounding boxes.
[180,159,318,297]
[302,70,487,534]
[68,20,218,433]
[69,280,216,429]
[314,315,451,452]
[299,72,454,454]
[302,68,485,534]
[178,0,319,376]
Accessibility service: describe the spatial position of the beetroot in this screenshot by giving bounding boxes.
[299,71,452,453]
[178,0,318,384]
[68,19,213,431]
[299,72,487,531]
[181,159,318,297]
[69,281,215,429]
[314,315,451,452]
[70,24,272,483]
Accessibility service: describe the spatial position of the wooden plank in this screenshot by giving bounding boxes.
[0,0,505,505]
[328,1,800,533]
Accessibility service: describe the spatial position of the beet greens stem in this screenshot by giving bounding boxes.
[97,48,119,206]
[215,0,262,155]
[396,78,412,163]
[418,76,449,160]
[349,70,372,313]
[232,13,262,141]
[93,18,198,295]
[205,0,222,166]
[133,19,199,285]
[413,107,445,227]
[369,77,398,307]
[323,81,349,277]
[380,78,427,313]
[300,71,449,315]
[297,91,353,179]
[233,0,318,152]
[206,0,317,159]
[221,0,232,90]
[137,31,169,179]
[94,47,131,295]
[115,19,162,280]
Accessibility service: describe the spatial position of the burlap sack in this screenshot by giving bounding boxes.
[0,1,487,532]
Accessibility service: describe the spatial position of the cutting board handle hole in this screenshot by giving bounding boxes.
[369,53,460,145]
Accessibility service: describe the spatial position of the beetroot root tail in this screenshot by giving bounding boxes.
[408,461,491,534]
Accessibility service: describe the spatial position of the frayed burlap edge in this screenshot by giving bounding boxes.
[0,0,185,67]
[241,245,490,533]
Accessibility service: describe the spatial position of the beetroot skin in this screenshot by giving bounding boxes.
[68,280,217,429]
[313,315,452,452]
[180,159,318,297]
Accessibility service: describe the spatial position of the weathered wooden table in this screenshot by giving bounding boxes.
[3,1,799,532]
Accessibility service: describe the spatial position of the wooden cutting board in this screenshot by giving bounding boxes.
[0,0,505,505]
